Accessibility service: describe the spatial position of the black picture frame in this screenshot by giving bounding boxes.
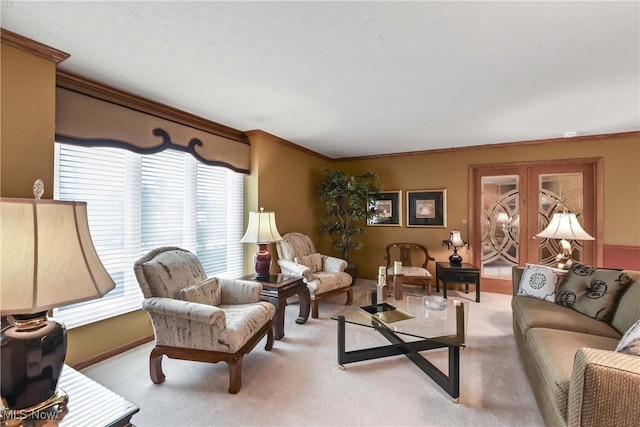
[367,191,402,226]
[407,189,447,227]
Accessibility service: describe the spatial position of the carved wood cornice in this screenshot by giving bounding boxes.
[1,28,70,64]
[57,70,249,145]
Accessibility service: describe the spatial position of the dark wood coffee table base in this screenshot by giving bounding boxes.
[241,274,310,340]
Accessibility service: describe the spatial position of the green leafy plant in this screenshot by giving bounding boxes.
[318,168,381,261]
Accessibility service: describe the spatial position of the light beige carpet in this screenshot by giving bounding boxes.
[82,280,544,426]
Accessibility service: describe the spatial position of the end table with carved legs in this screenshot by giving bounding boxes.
[240,274,310,340]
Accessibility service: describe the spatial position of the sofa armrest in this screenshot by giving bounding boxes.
[512,266,524,295]
[142,297,225,326]
[218,278,262,304]
[322,255,347,273]
[568,347,640,427]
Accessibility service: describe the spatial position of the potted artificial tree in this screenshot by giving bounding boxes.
[318,168,381,283]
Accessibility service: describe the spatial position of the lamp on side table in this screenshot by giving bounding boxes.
[1,181,115,418]
[442,229,468,267]
[240,207,283,280]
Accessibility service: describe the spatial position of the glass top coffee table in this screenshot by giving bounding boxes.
[332,293,468,402]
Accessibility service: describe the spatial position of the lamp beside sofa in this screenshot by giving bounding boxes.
[511,263,640,427]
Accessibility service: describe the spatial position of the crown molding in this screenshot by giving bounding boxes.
[244,129,331,161]
[339,131,640,161]
[1,28,69,64]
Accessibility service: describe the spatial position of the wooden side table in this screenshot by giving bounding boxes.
[435,262,481,303]
[240,274,310,340]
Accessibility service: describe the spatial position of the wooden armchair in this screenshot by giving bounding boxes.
[134,247,275,394]
[385,243,435,295]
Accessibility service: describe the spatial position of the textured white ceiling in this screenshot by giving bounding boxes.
[2,1,639,158]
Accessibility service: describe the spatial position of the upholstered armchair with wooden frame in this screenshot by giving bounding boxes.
[385,243,436,295]
[134,247,275,394]
[276,232,353,318]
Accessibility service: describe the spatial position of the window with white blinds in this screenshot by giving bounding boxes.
[53,143,244,329]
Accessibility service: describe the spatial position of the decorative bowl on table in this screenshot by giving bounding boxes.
[423,295,447,311]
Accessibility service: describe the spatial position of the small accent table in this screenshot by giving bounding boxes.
[435,262,481,303]
[240,274,310,340]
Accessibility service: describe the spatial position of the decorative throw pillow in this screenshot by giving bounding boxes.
[616,319,640,356]
[295,253,323,273]
[555,262,633,322]
[178,277,221,306]
[517,263,567,302]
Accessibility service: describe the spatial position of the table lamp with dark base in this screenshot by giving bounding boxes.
[443,229,467,267]
[1,185,116,418]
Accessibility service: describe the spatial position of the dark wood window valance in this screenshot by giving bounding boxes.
[55,74,250,174]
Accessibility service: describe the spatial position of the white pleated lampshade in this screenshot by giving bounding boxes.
[536,212,594,241]
[240,208,283,244]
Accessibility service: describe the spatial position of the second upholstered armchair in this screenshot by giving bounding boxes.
[276,232,353,318]
[134,246,275,394]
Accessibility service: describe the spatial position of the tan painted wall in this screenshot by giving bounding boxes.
[244,132,330,273]
[335,135,640,279]
[1,44,56,198]
[65,311,152,365]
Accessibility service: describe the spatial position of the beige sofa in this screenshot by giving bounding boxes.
[512,266,640,427]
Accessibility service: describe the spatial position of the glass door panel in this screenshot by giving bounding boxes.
[480,175,519,280]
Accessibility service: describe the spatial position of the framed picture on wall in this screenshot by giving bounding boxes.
[407,189,447,227]
[367,191,402,226]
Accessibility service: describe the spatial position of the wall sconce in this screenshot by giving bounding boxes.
[442,229,468,267]
[240,207,283,280]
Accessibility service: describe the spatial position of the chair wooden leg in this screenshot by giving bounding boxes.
[311,300,319,319]
[345,287,353,306]
[265,326,274,351]
[227,356,243,394]
[149,346,166,384]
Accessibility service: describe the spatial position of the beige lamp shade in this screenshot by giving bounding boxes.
[1,198,116,315]
[240,208,283,244]
[536,212,594,241]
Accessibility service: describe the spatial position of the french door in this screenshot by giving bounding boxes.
[469,158,602,294]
